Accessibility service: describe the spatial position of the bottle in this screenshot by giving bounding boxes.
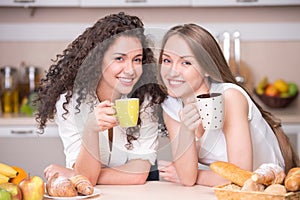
[0,66,19,114]
[19,65,40,116]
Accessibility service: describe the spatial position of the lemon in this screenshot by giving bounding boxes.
[274,79,289,93]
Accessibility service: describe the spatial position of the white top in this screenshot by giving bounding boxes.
[162,83,285,170]
[55,94,159,168]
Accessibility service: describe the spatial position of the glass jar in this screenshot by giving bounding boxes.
[0,66,19,114]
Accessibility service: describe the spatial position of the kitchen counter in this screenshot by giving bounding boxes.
[0,114,57,126]
[1,95,300,126]
[44,181,217,200]
[255,96,300,124]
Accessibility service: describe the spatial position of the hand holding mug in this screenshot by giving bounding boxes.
[180,98,202,131]
[94,100,118,131]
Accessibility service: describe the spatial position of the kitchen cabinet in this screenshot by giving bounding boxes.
[0,120,65,181]
[191,0,300,7]
[282,123,300,157]
[80,0,191,7]
[0,0,80,7]
[1,0,299,8]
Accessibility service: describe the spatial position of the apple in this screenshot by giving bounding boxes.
[288,82,298,96]
[0,183,22,200]
[0,188,11,200]
[19,175,44,200]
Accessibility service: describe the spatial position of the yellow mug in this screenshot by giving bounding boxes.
[114,98,139,128]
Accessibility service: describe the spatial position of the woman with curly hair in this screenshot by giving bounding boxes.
[157,24,299,186]
[35,12,166,185]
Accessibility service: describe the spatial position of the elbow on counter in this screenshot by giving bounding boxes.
[132,173,149,185]
[181,181,196,187]
[180,176,197,187]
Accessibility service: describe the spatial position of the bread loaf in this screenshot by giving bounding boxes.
[210,161,253,187]
[46,173,78,197]
[70,175,94,195]
[264,184,287,195]
[251,163,285,186]
[284,167,300,192]
[241,178,265,192]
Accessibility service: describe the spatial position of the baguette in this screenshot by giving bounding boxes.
[284,167,300,192]
[210,161,253,187]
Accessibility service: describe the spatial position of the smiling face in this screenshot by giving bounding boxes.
[98,36,143,101]
[160,34,208,100]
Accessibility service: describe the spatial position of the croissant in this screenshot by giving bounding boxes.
[70,175,94,195]
[46,173,78,197]
[251,163,285,186]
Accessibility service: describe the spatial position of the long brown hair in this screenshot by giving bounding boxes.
[159,23,299,172]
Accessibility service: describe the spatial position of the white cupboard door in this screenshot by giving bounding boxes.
[0,0,80,7]
[192,0,300,7]
[80,0,191,7]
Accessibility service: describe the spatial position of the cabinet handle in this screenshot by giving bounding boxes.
[125,0,147,3]
[11,130,34,134]
[236,0,258,2]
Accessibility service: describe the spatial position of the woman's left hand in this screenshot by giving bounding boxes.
[158,160,180,183]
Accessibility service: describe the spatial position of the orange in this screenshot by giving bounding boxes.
[9,166,28,185]
[265,84,279,97]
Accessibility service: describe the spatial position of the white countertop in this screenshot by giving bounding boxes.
[44,181,216,200]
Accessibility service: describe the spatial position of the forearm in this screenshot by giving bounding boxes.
[74,113,102,186]
[97,160,151,185]
[171,125,198,186]
[196,169,229,187]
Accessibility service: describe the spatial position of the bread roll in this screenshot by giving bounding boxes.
[264,184,287,195]
[210,161,253,187]
[70,175,94,195]
[251,163,285,186]
[241,178,265,192]
[46,173,78,197]
[284,167,300,192]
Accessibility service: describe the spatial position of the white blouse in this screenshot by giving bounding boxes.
[55,94,159,168]
[162,83,285,170]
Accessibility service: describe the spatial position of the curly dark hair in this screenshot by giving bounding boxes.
[34,12,166,147]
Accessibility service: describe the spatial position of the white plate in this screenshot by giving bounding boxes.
[44,188,102,199]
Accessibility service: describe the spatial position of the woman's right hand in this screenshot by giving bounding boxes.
[94,100,118,131]
[44,164,76,181]
[180,98,202,132]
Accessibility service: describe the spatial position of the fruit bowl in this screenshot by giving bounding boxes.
[254,90,298,108]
